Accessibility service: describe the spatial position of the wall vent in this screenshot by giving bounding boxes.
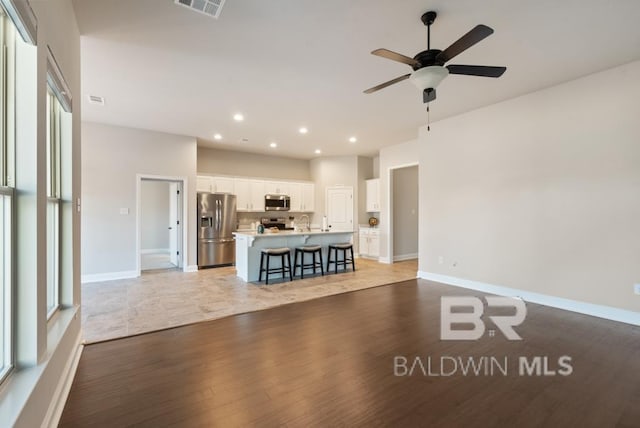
[174,0,226,19]
[88,95,105,106]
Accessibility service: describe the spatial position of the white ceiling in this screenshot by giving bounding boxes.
[72,0,640,159]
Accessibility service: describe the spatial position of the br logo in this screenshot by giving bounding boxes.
[440,296,527,341]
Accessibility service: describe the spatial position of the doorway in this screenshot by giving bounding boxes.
[138,178,184,272]
[389,164,419,262]
[326,187,354,231]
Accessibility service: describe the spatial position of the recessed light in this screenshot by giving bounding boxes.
[314,149,321,154]
[299,127,308,134]
[213,133,222,140]
[269,142,277,148]
[233,113,244,122]
[349,136,357,143]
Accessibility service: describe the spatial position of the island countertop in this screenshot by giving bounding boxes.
[233,229,354,238]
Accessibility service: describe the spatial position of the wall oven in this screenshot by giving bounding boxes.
[265,194,290,211]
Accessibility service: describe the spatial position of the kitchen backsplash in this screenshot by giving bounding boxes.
[237,213,316,230]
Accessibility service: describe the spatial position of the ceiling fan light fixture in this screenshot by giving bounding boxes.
[409,66,449,91]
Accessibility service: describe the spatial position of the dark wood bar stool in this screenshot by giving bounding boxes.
[326,243,356,274]
[293,245,324,279]
[259,247,293,284]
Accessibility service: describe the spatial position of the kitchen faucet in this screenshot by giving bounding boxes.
[298,215,311,232]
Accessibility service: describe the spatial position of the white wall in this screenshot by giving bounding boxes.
[82,122,197,276]
[378,139,419,263]
[392,165,418,259]
[198,146,311,180]
[141,180,170,251]
[419,60,640,313]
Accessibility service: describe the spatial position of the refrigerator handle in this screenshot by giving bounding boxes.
[217,199,221,231]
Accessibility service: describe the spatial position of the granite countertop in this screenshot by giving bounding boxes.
[233,229,353,237]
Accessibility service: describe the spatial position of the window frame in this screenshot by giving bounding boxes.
[45,87,62,319]
[0,6,16,383]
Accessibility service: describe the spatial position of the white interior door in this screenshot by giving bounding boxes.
[326,187,353,231]
[169,182,180,266]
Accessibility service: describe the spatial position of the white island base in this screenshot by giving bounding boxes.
[233,230,354,282]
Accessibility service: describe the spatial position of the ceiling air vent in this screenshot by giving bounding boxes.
[88,95,105,106]
[174,0,226,19]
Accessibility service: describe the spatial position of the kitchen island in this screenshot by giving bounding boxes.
[233,230,354,282]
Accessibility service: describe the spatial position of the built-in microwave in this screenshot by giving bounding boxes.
[265,194,290,211]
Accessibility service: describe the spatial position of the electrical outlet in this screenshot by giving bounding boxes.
[634,284,640,295]
[438,256,444,265]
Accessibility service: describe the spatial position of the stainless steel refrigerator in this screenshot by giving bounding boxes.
[197,192,237,268]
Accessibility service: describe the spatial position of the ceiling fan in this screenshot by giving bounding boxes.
[364,11,506,103]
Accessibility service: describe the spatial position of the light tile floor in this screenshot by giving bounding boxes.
[81,258,418,343]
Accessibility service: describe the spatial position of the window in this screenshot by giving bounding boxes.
[46,88,62,317]
[0,7,16,380]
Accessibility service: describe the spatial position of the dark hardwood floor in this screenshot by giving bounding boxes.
[60,279,640,427]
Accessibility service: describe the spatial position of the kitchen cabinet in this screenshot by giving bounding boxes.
[359,227,379,258]
[234,179,251,211]
[197,176,235,193]
[289,182,315,212]
[234,178,265,212]
[199,175,314,213]
[288,183,302,211]
[301,183,314,212]
[249,180,265,212]
[197,176,213,192]
[213,177,235,193]
[366,178,380,212]
[264,181,290,195]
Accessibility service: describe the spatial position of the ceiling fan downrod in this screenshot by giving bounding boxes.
[421,11,437,51]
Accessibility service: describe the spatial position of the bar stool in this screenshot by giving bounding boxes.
[326,243,356,274]
[259,247,293,284]
[293,245,324,279]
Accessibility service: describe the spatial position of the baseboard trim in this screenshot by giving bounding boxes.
[379,256,391,264]
[393,253,418,262]
[417,271,640,326]
[43,331,83,428]
[140,248,170,255]
[184,265,198,273]
[81,270,138,283]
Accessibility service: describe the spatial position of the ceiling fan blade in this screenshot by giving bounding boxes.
[423,88,436,103]
[446,64,506,78]
[364,74,411,94]
[371,48,420,67]
[436,25,494,63]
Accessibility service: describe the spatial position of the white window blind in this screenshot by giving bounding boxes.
[47,47,71,112]
[0,0,36,45]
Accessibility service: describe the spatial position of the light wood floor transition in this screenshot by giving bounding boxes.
[62,279,640,427]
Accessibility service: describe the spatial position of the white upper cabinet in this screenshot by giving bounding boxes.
[288,182,314,212]
[213,176,235,193]
[366,178,380,212]
[235,178,266,212]
[249,180,265,212]
[264,181,289,195]
[197,176,235,193]
[288,183,302,211]
[234,179,251,211]
[196,176,213,192]
[198,175,312,212]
